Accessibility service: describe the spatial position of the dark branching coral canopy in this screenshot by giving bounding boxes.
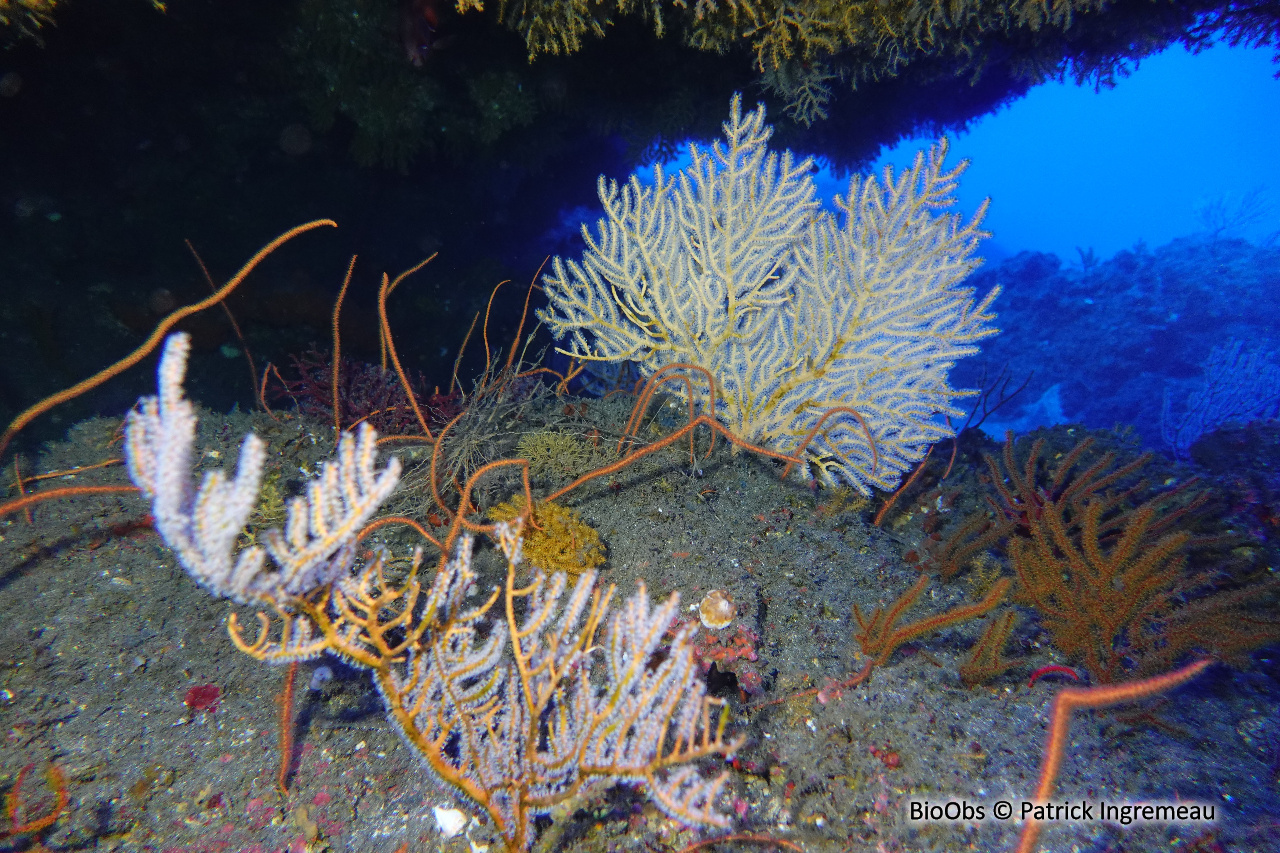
[5,0,1278,171]
[457,0,1280,143]
[479,0,1280,89]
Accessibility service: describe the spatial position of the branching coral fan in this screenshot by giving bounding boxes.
[929,432,1280,682]
[122,333,738,852]
[0,0,59,36]
[2,0,165,43]
[539,95,998,493]
[456,0,1280,123]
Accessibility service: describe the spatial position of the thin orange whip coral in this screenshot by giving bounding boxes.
[425,407,469,520]
[449,310,481,397]
[614,366,879,483]
[471,257,548,384]
[481,277,512,375]
[342,336,835,562]
[2,762,68,841]
[1014,658,1212,853]
[186,238,260,409]
[357,514,441,550]
[377,257,438,441]
[505,257,548,375]
[619,363,719,462]
[276,661,300,797]
[782,405,878,482]
[0,484,140,517]
[0,219,337,464]
[11,455,32,524]
[258,363,287,421]
[0,222,336,525]
[330,254,358,437]
[23,458,122,483]
[459,267,579,399]
[545,412,809,506]
[5,458,132,526]
[873,444,932,527]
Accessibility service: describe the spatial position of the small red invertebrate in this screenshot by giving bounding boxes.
[869,744,901,768]
[1027,665,1082,688]
[184,684,222,712]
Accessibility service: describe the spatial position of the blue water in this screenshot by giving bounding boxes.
[868,41,1280,260]
[624,42,1280,262]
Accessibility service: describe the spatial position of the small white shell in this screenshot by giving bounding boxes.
[434,806,468,838]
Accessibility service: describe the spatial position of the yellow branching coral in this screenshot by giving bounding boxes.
[453,0,1163,121]
[489,495,606,576]
[2,0,165,42]
[1,0,59,38]
[461,0,666,59]
[687,0,1104,76]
